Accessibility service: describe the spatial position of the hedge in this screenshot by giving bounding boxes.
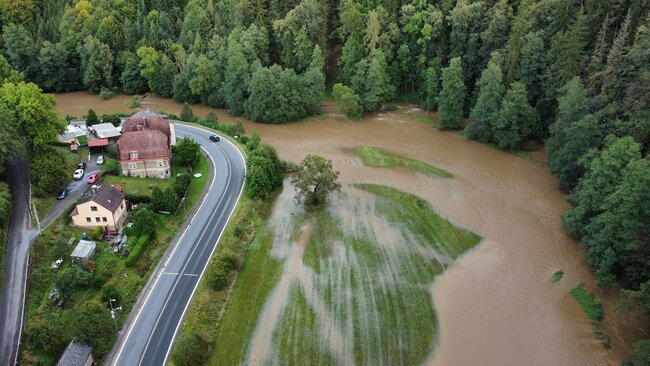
[124,235,150,268]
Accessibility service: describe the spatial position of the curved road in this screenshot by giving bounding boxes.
[108,123,245,365]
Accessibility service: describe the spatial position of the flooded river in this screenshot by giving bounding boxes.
[54,92,645,365]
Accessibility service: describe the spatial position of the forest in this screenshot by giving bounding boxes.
[0,0,649,361]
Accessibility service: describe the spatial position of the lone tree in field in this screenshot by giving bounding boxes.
[292,155,341,205]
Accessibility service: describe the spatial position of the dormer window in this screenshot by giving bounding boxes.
[130,151,138,159]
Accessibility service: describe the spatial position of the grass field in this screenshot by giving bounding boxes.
[348,146,453,178]
[417,116,440,126]
[179,182,481,365]
[20,153,209,365]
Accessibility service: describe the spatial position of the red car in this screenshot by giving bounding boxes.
[87,173,100,184]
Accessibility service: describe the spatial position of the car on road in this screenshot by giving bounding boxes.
[78,162,87,170]
[73,169,84,180]
[56,187,70,200]
[96,155,104,165]
[87,173,99,184]
[209,135,220,142]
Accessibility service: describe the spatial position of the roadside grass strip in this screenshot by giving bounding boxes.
[200,182,480,365]
[348,146,452,178]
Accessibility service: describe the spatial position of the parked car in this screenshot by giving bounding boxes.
[209,135,220,142]
[96,155,104,165]
[78,162,87,170]
[56,187,70,200]
[73,169,84,180]
[87,173,99,184]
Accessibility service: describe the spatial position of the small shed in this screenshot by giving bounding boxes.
[93,123,121,139]
[56,338,93,366]
[70,240,96,262]
[88,138,109,153]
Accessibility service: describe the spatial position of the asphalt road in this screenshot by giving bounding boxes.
[0,158,31,366]
[0,155,102,366]
[107,123,246,366]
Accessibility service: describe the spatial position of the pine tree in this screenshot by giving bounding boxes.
[466,57,504,143]
[491,82,538,150]
[437,57,465,129]
[302,46,325,115]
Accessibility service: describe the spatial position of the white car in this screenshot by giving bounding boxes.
[96,155,104,165]
[73,169,84,180]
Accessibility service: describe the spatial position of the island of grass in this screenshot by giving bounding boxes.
[173,183,480,365]
[348,146,452,178]
[19,152,209,364]
[570,284,604,322]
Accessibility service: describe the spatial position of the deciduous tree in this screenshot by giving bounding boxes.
[291,155,341,205]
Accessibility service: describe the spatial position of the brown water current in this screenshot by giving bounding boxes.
[54,92,646,365]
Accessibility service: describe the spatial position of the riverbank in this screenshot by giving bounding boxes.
[53,92,644,365]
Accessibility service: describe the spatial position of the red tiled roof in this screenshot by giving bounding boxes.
[88,139,109,147]
[117,130,170,161]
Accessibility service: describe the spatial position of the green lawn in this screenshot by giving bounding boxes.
[348,146,453,178]
[20,153,210,365]
[102,175,174,197]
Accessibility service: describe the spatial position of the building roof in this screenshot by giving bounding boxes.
[117,129,170,161]
[58,125,86,142]
[56,339,92,366]
[74,185,126,214]
[70,240,96,259]
[93,123,121,139]
[88,139,109,147]
[123,109,171,139]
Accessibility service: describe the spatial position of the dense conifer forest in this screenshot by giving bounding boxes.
[1,0,650,361]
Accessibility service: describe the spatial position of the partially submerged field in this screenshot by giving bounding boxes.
[174,165,480,365]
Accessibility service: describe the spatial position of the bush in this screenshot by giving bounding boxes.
[180,102,195,122]
[332,83,363,119]
[102,158,119,175]
[570,284,605,322]
[132,208,155,236]
[151,186,165,211]
[31,147,68,194]
[172,332,210,366]
[163,187,180,212]
[101,283,122,305]
[86,109,99,125]
[125,235,151,268]
[206,111,218,123]
[101,114,121,126]
[90,226,103,241]
[125,193,150,204]
[172,137,200,167]
[99,88,117,100]
[174,174,191,197]
[206,250,239,291]
[127,95,143,108]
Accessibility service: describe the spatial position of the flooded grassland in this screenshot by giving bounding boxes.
[54,92,645,365]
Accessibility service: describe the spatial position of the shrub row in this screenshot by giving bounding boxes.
[125,235,151,268]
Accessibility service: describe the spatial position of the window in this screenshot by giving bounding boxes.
[91,206,98,212]
[86,217,91,223]
[128,162,137,169]
[95,217,101,222]
[130,151,138,159]
[158,161,163,167]
[121,202,124,209]
[102,217,107,222]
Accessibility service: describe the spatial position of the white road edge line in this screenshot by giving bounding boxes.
[111,127,220,365]
[160,129,246,366]
[136,134,231,366]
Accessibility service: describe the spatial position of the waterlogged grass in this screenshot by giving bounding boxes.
[348,146,452,178]
[275,284,338,366]
[551,270,564,282]
[357,184,481,258]
[570,284,604,322]
[417,116,440,126]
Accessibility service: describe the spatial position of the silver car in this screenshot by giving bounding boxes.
[96,155,105,165]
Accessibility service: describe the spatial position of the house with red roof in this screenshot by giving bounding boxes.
[117,110,174,179]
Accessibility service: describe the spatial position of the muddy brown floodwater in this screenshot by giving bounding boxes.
[54,92,646,365]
